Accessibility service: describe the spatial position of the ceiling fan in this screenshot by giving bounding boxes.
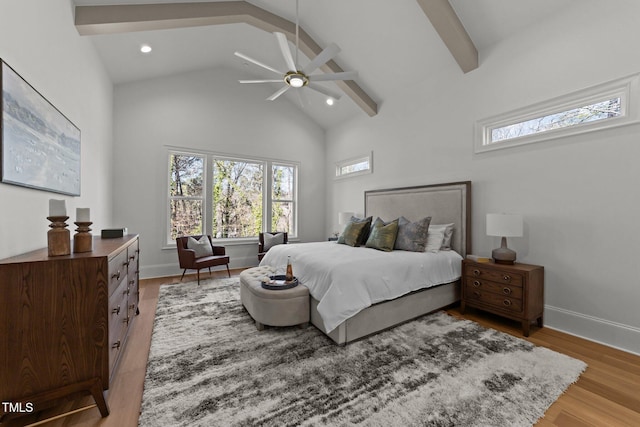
[234,0,357,104]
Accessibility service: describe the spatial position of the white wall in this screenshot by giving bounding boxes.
[326,3,640,355]
[0,0,113,259]
[113,67,326,278]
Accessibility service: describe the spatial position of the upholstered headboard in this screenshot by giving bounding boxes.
[364,181,472,257]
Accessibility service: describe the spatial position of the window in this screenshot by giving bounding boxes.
[169,153,205,240]
[475,73,640,153]
[335,152,373,178]
[166,150,297,245]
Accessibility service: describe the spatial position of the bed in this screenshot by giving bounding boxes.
[260,181,471,344]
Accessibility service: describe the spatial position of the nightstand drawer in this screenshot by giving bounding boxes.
[464,265,523,286]
[465,288,523,313]
[465,278,523,299]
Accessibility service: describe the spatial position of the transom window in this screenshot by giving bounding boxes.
[335,152,373,178]
[167,150,297,245]
[475,73,640,153]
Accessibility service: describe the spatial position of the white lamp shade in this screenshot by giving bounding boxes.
[338,211,355,225]
[486,213,523,237]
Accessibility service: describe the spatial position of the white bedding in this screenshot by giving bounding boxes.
[259,241,462,333]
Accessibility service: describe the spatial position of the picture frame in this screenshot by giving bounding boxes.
[1,59,81,196]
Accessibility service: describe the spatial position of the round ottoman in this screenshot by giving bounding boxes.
[240,266,310,330]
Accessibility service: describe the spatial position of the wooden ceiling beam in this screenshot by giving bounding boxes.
[74,1,377,116]
[415,0,478,73]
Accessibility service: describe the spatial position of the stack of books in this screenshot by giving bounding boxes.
[466,254,492,263]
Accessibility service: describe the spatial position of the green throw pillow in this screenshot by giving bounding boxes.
[337,216,372,246]
[365,218,399,252]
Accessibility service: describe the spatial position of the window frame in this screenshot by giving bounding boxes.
[166,150,207,245]
[335,151,373,179]
[474,73,640,153]
[165,148,299,247]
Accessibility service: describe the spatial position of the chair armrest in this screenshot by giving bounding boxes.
[212,246,226,256]
[178,248,196,267]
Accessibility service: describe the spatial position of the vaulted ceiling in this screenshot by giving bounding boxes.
[71,0,574,129]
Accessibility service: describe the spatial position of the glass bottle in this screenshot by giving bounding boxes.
[285,256,294,282]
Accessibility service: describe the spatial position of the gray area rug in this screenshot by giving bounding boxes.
[139,278,586,426]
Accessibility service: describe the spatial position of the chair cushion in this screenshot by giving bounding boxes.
[187,236,213,258]
[263,232,285,251]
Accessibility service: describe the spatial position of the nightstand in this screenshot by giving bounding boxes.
[461,259,544,337]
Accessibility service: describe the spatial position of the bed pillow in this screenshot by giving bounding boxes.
[394,216,431,252]
[365,218,399,252]
[338,216,372,246]
[337,216,372,246]
[424,229,445,253]
[430,223,455,250]
[187,236,213,258]
[263,232,285,251]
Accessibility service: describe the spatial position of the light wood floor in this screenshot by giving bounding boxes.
[7,271,640,427]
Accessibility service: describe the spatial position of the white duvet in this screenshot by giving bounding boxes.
[259,241,462,333]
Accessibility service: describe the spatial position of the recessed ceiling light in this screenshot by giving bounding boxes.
[140,44,152,54]
[326,98,335,106]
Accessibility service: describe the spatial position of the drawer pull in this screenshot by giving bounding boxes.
[112,340,121,350]
[123,317,130,325]
[112,306,120,315]
[502,287,512,295]
[129,279,135,286]
[129,255,136,261]
[473,280,481,287]
[472,269,481,276]
[503,299,512,307]
[473,291,481,297]
[503,275,511,282]
[111,270,121,281]
[129,303,136,310]
[123,287,130,296]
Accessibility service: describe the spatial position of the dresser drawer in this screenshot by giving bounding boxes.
[108,278,130,374]
[464,287,523,313]
[464,265,523,287]
[108,249,129,296]
[465,277,523,299]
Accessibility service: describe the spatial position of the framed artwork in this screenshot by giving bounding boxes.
[1,59,81,196]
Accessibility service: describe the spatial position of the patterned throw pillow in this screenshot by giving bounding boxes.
[394,216,431,252]
[337,216,372,247]
[187,236,213,258]
[365,218,399,252]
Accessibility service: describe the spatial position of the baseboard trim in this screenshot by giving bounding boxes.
[141,256,258,279]
[545,305,640,356]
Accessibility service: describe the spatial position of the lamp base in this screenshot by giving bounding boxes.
[492,237,516,265]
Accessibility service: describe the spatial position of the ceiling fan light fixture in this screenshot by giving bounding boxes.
[285,71,308,88]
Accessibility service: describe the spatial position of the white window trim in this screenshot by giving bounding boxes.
[474,73,640,153]
[335,151,373,179]
[164,147,299,248]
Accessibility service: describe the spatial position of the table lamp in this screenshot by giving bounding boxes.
[486,213,523,265]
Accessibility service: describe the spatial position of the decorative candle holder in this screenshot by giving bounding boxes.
[73,222,93,253]
[47,216,71,256]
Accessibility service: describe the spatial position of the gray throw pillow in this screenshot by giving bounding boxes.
[263,233,285,251]
[395,216,431,252]
[187,236,213,258]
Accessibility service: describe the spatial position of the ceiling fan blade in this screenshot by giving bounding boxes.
[234,51,284,75]
[239,79,284,84]
[302,43,340,75]
[310,71,358,82]
[274,32,297,71]
[308,82,342,100]
[296,89,308,108]
[267,85,291,101]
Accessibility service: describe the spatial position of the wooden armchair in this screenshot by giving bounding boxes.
[258,232,288,261]
[176,235,230,285]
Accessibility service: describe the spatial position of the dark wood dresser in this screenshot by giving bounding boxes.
[461,259,544,337]
[0,235,139,421]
